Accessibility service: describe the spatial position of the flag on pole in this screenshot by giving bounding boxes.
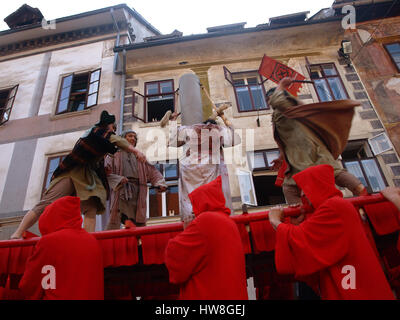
[258,54,306,96]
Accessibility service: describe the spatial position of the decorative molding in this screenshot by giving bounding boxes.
[0,22,126,57]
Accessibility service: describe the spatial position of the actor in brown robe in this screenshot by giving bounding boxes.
[267,77,367,204]
[105,131,167,229]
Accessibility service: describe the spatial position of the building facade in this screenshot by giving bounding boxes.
[0,4,159,239]
[338,0,400,186]
[115,1,400,220]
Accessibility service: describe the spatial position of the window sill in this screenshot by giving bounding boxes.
[138,119,181,128]
[252,170,278,177]
[147,215,181,225]
[232,109,272,119]
[50,108,92,121]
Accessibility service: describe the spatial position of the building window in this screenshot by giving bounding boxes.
[249,149,280,172]
[0,85,18,125]
[42,155,66,195]
[148,161,179,218]
[56,69,101,114]
[145,80,175,122]
[248,149,286,206]
[341,140,387,193]
[224,67,268,112]
[368,132,393,156]
[309,63,349,102]
[384,43,400,71]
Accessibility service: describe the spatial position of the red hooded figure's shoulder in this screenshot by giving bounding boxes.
[21,196,104,300]
[167,176,247,300]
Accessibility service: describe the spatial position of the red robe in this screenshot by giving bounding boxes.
[164,176,248,300]
[275,165,395,300]
[19,196,104,300]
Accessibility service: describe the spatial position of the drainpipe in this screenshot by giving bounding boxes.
[110,8,127,135]
[119,49,127,135]
[110,8,121,75]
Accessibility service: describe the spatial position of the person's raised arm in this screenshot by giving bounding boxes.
[109,134,147,163]
[381,186,400,211]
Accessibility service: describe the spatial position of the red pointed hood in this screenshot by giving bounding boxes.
[39,196,83,236]
[293,165,343,209]
[188,176,231,217]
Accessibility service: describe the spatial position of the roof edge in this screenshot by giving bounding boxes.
[0,3,161,37]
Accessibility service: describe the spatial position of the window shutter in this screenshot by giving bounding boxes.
[86,69,101,108]
[132,90,145,122]
[57,74,73,114]
[236,169,258,206]
[223,66,234,86]
[0,85,18,124]
[368,132,393,156]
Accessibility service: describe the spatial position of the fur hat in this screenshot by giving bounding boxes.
[96,110,116,126]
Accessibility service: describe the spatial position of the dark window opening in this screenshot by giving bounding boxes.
[0,85,18,125]
[145,80,175,123]
[253,175,286,206]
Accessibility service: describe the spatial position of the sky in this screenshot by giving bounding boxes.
[0,0,335,35]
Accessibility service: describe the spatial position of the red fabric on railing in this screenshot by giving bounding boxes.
[235,223,252,254]
[99,236,139,268]
[141,232,180,265]
[0,275,25,300]
[249,220,276,253]
[364,201,400,235]
[398,236,400,253]
[0,247,10,287]
[9,246,35,275]
[4,245,35,276]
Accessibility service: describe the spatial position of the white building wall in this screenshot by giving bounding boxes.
[0,53,46,121]
[0,143,15,201]
[38,41,113,116]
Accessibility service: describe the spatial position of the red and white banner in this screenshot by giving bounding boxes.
[258,54,306,96]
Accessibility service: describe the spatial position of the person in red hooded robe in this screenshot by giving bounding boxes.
[19,196,104,300]
[164,176,248,300]
[268,164,395,300]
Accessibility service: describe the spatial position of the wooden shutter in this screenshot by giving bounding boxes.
[223,66,234,85]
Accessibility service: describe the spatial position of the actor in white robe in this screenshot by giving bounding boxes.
[169,120,240,220]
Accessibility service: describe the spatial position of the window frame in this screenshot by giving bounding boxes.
[41,154,68,197]
[0,85,19,125]
[308,63,349,102]
[55,68,101,115]
[383,42,400,72]
[250,149,280,172]
[342,157,388,194]
[224,67,269,113]
[147,160,180,219]
[157,161,180,181]
[144,79,175,123]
